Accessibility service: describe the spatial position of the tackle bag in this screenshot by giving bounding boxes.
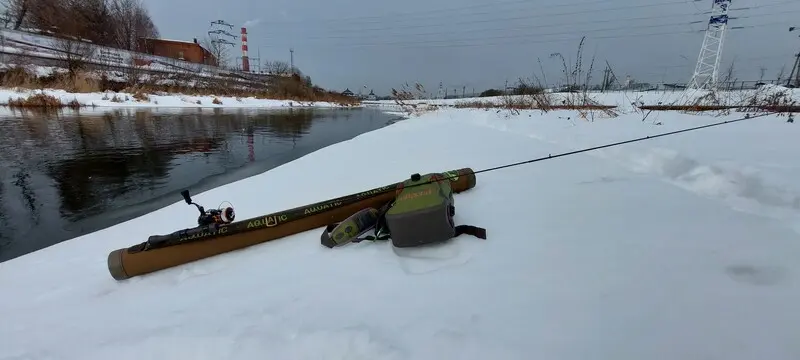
[321,172,486,248]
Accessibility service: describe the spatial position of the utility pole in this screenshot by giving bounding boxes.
[290,48,295,74]
[787,27,800,87]
[255,47,262,73]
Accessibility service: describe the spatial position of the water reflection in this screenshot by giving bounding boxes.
[0,106,393,262]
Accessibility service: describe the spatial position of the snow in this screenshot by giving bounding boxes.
[368,84,800,113]
[2,101,800,359]
[0,88,355,108]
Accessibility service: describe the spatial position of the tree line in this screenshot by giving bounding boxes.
[1,0,159,51]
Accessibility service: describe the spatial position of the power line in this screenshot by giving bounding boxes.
[261,19,794,49]
[261,0,793,27]
[271,10,704,41]
[259,0,657,25]
[262,0,797,33]
[303,0,695,33]
[263,9,799,44]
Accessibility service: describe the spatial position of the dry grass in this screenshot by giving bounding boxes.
[51,72,101,93]
[389,83,439,116]
[1,67,101,93]
[648,86,800,117]
[1,65,356,106]
[1,90,88,109]
[452,90,618,120]
[1,67,39,89]
[116,74,359,106]
[8,93,63,108]
[129,89,149,102]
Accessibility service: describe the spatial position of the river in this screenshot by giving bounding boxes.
[0,106,400,262]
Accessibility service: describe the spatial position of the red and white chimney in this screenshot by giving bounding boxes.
[241,27,250,72]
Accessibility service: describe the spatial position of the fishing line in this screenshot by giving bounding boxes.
[400,111,781,191]
[469,111,776,176]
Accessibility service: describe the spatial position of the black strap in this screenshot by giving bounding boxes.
[455,225,487,240]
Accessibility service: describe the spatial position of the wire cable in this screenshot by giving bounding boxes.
[372,111,784,195]
[262,20,793,49]
[470,112,776,176]
[261,0,795,27]
[268,10,800,44]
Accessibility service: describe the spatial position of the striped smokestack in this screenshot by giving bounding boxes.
[241,27,250,72]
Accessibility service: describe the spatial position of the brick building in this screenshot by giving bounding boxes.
[137,38,218,67]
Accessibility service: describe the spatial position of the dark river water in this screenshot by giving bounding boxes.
[0,106,399,262]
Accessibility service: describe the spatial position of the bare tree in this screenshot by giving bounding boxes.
[27,0,63,34]
[2,0,30,29]
[74,0,116,46]
[131,0,157,42]
[44,4,96,78]
[109,0,136,49]
[24,0,159,50]
[202,37,230,68]
[264,60,291,75]
[108,0,156,50]
[53,35,95,77]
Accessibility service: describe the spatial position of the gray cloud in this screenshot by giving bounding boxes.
[142,0,800,95]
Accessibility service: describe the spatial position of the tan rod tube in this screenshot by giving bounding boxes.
[107,168,477,280]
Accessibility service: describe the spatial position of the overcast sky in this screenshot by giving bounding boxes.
[141,0,800,95]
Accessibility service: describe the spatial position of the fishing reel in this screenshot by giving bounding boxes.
[181,190,235,227]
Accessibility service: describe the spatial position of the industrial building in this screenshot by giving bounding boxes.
[137,38,218,67]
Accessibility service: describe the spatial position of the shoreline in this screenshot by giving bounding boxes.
[0,87,363,109]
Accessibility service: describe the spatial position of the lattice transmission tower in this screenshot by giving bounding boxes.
[687,0,731,90]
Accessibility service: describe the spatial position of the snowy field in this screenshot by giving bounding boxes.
[0,88,355,108]
[1,105,800,359]
[366,84,800,113]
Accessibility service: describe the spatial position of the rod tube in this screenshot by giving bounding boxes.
[108,168,477,280]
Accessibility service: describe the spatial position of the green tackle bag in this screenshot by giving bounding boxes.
[321,172,487,248]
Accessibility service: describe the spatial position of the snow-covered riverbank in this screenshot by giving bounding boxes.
[0,87,359,109]
[1,104,799,359]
